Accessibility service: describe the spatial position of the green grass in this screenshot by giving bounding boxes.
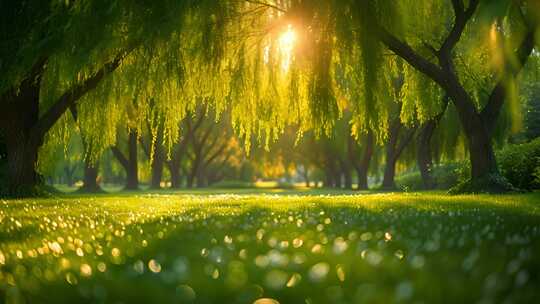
[1,190,540,303]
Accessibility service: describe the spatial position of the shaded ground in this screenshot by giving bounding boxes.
[1,191,540,303]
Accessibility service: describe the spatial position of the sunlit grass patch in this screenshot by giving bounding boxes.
[1,192,540,303]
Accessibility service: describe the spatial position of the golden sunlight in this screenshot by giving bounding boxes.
[278,24,296,71]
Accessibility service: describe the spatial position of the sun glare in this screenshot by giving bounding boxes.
[278,24,296,71]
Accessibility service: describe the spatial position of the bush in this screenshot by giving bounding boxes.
[396,163,462,191]
[449,173,517,194]
[497,138,540,190]
[534,164,540,186]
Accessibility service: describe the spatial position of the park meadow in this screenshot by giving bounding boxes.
[1,0,540,303]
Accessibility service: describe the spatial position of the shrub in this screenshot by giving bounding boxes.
[497,138,540,190]
[396,163,462,191]
[534,164,540,186]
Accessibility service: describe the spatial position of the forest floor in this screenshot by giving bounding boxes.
[1,191,540,303]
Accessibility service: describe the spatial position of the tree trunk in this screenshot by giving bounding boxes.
[186,173,195,188]
[356,132,374,190]
[125,130,139,190]
[111,129,139,190]
[5,134,41,195]
[79,160,101,192]
[382,118,416,190]
[381,120,401,190]
[324,169,335,188]
[196,170,207,188]
[468,124,498,179]
[417,120,437,189]
[169,163,182,188]
[303,166,310,188]
[339,158,352,190]
[445,82,500,182]
[334,172,342,188]
[64,166,75,187]
[150,149,164,189]
[343,169,352,190]
[1,61,43,196]
[382,157,397,189]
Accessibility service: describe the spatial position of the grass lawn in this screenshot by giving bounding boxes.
[1,190,540,303]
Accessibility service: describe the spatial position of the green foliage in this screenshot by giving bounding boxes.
[497,138,540,190]
[449,173,518,194]
[524,84,540,140]
[534,165,540,185]
[396,163,462,191]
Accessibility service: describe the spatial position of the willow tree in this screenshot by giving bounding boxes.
[0,0,233,196]
[226,0,539,192]
[366,0,538,191]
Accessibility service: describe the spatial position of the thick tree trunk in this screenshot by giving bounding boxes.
[1,60,43,196]
[5,134,41,195]
[468,124,498,178]
[445,82,500,181]
[79,160,101,192]
[125,130,139,190]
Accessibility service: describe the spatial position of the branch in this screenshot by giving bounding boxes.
[439,0,479,55]
[376,25,446,85]
[110,146,129,170]
[395,126,417,159]
[244,0,286,13]
[31,48,133,143]
[204,141,228,168]
[139,136,150,158]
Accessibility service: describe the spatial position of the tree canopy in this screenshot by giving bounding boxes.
[1,0,539,195]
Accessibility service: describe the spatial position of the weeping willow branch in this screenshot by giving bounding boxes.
[481,29,537,134]
[31,47,135,144]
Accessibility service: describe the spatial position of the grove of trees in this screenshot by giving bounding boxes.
[1,0,539,196]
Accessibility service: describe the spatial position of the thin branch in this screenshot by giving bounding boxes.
[439,0,479,56]
[244,0,287,13]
